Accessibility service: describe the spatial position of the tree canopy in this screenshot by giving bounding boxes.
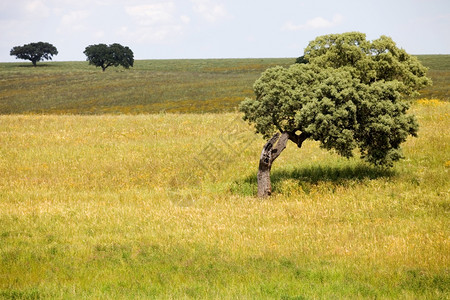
[10,42,58,66]
[240,32,431,167]
[83,43,134,71]
[239,32,432,196]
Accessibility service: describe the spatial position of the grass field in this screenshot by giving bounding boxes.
[0,58,292,114]
[0,55,449,115]
[0,56,449,298]
[0,101,449,298]
[416,55,450,100]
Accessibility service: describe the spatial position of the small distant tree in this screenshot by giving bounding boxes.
[10,42,58,66]
[84,43,134,71]
[239,32,432,197]
[295,55,308,64]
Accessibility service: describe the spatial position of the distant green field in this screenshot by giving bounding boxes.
[415,55,450,100]
[0,55,448,114]
[0,58,292,114]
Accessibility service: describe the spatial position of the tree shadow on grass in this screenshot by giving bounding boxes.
[230,163,395,197]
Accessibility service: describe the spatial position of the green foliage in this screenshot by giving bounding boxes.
[304,32,431,96]
[295,55,308,64]
[240,32,431,166]
[84,43,134,71]
[9,42,58,66]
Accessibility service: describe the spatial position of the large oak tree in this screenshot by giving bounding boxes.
[10,42,58,66]
[239,32,431,197]
[84,43,134,72]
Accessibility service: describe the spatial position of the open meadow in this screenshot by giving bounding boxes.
[0,58,293,114]
[0,57,449,298]
[0,56,449,114]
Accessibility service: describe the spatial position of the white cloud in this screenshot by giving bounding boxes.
[56,10,90,33]
[24,0,50,17]
[191,0,228,22]
[180,15,191,24]
[61,10,90,26]
[125,3,176,26]
[119,24,183,44]
[122,2,186,43]
[283,14,343,31]
[93,30,105,39]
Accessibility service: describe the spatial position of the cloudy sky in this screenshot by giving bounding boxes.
[1,0,449,62]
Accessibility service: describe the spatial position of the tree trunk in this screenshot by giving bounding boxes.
[256,131,311,198]
[257,132,289,197]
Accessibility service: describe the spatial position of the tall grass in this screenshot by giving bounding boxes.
[0,101,448,298]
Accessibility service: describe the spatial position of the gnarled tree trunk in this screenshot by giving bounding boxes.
[257,132,289,197]
[257,131,310,198]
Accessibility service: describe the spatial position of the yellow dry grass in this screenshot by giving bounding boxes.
[0,102,449,298]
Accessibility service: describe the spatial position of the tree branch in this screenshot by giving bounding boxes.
[259,132,280,166]
[287,131,311,148]
[270,132,289,162]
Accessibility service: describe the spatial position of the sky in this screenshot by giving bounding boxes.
[1,0,449,62]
